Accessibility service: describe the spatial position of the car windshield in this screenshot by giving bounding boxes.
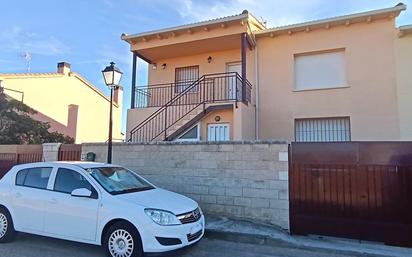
[86,167,154,195]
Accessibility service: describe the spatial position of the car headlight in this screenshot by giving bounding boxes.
[144,209,181,226]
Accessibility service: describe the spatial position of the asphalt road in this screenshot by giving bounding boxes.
[0,233,369,257]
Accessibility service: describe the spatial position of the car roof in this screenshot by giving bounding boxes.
[12,161,120,170]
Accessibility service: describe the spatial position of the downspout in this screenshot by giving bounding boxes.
[241,33,247,103]
[254,40,260,140]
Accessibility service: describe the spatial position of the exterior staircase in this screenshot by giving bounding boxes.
[129,72,252,142]
[167,105,204,138]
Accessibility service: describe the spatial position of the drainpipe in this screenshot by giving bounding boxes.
[241,33,247,102]
[254,41,260,140]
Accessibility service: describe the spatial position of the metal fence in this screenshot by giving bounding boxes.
[58,144,81,161]
[0,152,43,178]
[0,144,82,178]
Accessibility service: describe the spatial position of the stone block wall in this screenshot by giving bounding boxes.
[82,141,290,230]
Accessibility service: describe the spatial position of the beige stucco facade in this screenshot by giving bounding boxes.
[123,4,411,142]
[0,63,123,143]
[396,27,412,140]
[257,19,400,141]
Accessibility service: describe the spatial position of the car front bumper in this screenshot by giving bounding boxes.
[139,215,205,253]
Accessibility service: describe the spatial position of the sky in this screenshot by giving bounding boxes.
[1,0,411,133]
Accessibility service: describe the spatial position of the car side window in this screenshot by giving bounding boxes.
[16,169,28,186]
[16,167,53,189]
[54,168,96,196]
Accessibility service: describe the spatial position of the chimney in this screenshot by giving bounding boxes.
[57,62,71,75]
[113,86,123,105]
[67,104,79,141]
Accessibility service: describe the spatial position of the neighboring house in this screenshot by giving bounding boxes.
[396,25,412,140]
[122,3,410,142]
[0,62,123,143]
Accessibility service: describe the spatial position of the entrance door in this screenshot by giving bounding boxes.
[207,123,230,141]
[226,62,241,99]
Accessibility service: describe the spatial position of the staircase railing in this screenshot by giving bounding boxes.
[129,72,251,142]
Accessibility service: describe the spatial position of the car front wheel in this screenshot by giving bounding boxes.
[104,221,143,257]
[0,207,16,243]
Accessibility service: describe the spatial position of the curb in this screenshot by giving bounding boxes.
[204,229,385,257]
[204,229,293,248]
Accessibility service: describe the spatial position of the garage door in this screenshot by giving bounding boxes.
[289,142,412,246]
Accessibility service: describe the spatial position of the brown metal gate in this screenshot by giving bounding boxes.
[0,147,43,178]
[58,144,82,161]
[289,142,412,246]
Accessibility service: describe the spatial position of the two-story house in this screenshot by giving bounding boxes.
[0,62,123,143]
[122,3,410,142]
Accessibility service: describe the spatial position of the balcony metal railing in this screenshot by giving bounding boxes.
[134,72,251,108]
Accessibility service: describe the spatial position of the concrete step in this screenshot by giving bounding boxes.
[189,114,198,120]
[168,127,179,135]
[166,107,205,138]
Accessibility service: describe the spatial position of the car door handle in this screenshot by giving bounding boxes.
[49,199,58,204]
[14,193,22,198]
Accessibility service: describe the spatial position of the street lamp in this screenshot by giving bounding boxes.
[102,62,123,164]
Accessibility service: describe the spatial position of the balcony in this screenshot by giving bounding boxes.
[133,72,251,109]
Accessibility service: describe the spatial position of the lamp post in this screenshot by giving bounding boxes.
[102,62,123,164]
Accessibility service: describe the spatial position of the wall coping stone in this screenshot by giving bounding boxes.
[83,140,289,147]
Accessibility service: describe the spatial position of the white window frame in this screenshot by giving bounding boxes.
[293,49,348,91]
[207,123,230,142]
[175,123,200,142]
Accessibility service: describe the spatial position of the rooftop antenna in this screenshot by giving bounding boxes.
[21,52,32,72]
[260,16,267,28]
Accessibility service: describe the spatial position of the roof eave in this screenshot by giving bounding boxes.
[399,24,412,36]
[255,3,407,37]
[121,13,249,43]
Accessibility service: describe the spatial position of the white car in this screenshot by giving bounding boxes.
[0,162,204,257]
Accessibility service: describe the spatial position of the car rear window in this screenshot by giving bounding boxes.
[16,167,53,189]
[54,168,93,194]
[15,169,28,185]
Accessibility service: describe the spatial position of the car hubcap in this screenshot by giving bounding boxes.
[108,229,134,257]
[0,213,8,238]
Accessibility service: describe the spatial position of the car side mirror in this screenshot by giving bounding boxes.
[71,188,92,198]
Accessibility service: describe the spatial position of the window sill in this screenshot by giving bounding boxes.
[293,85,350,92]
